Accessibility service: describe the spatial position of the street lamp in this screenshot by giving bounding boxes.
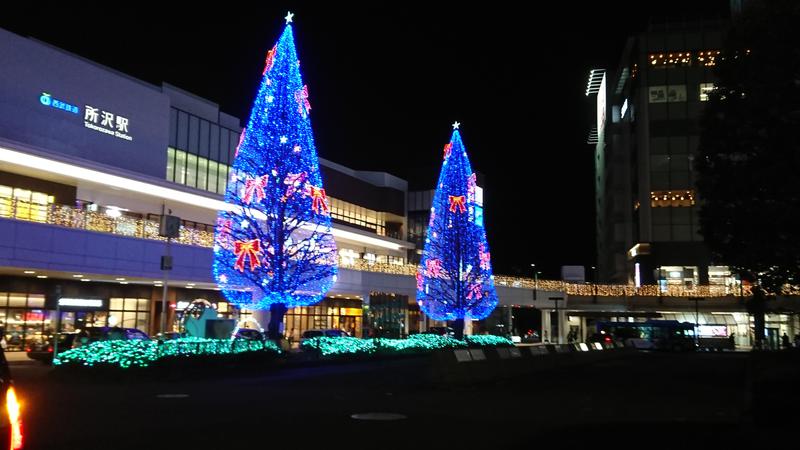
[591,265,598,303]
[530,263,540,300]
[689,296,705,347]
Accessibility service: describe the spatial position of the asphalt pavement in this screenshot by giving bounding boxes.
[9,351,794,449]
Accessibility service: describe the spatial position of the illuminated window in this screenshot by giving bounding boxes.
[650,190,695,207]
[649,85,687,103]
[0,185,54,222]
[166,147,231,195]
[699,83,715,101]
[328,197,388,236]
[108,298,150,333]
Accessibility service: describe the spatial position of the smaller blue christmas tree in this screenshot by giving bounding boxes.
[416,124,498,339]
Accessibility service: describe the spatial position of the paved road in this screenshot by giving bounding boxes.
[9,352,786,448]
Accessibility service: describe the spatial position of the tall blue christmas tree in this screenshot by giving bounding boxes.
[213,12,337,340]
[416,123,498,339]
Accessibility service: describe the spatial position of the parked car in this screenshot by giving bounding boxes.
[154,331,185,341]
[72,327,150,348]
[0,345,24,449]
[423,326,455,337]
[25,332,79,363]
[299,329,349,345]
[233,328,265,341]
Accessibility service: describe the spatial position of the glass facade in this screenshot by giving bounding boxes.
[329,197,388,236]
[166,107,240,194]
[0,292,50,351]
[166,147,230,195]
[284,298,363,341]
[0,185,54,222]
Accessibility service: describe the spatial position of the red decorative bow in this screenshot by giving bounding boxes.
[448,195,466,213]
[296,85,311,117]
[283,172,308,199]
[443,143,452,159]
[466,283,484,300]
[307,185,329,214]
[426,259,443,278]
[235,128,246,157]
[479,246,491,270]
[243,175,268,204]
[263,45,277,75]
[233,239,262,272]
[215,218,233,250]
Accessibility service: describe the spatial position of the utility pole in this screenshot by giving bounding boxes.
[158,206,180,335]
[689,296,705,347]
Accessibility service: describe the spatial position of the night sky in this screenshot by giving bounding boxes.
[1,1,730,279]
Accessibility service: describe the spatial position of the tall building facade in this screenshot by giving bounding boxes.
[0,26,422,347]
[589,17,741,293]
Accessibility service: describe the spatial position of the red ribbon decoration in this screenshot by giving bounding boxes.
[448,195,466,213]
[443,143,452,159]
[243,175,268,204]
[295,85,311,117]
[307,185,329,214]
[215,218,233,250]
[479,245,491,270]
[426,259,443,278]
[466,283,484,300]
[283,172,308,199]
[263,45,277,75]
[233,239,262,272]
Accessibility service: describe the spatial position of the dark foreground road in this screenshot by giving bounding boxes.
[10,351,796,449]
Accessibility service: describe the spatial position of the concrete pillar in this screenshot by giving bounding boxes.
[580,317,588,342]
[557,309,566,344]
[541,309,551,343]
[464,319,473,336]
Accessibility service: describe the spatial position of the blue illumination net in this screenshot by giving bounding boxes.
[213,23,337,309]
[416,130,498,320]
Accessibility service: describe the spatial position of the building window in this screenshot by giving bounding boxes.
[650,190,695,207]
[708,266,741,294]
[657,266,698,291]
[329,197,387,236]
[699,83,715,101]
[0,185,54,222]
[649,85,687,103]
[166,147,230,195]
[108,298,150,333]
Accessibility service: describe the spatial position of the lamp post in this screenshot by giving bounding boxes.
[530,263,540,300]
[689,296,705,347]
[591,265,598,303]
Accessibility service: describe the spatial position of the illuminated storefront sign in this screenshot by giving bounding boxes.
[39,92,133,142]
[58,298,104,308]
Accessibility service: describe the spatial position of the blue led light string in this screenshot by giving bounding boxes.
[415,127,498,324]
[212,16,337,311]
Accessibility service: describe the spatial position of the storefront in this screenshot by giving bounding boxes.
[284,297,363,341]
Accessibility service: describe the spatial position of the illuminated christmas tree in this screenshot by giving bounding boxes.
[416,124,498,339]
[213,12,337,340]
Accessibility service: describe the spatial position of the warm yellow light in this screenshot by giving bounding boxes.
[6,386,23,450]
